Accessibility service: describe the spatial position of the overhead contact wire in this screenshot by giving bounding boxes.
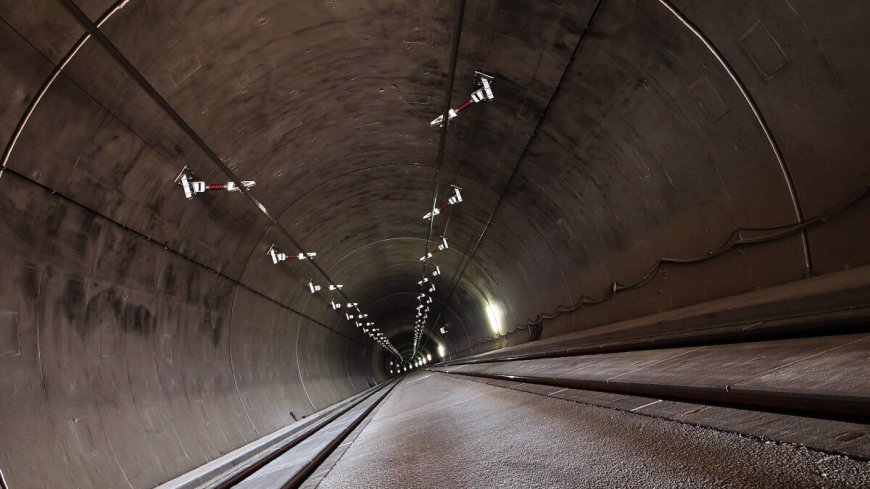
[420,0,607,356]
[55,0,398,356]
[413,0,467,359]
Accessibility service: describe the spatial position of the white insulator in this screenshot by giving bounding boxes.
[438,237,449,251]
[449,186,463,205]
[226,180,256,192]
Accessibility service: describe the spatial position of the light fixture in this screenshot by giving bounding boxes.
[486,301,502,334]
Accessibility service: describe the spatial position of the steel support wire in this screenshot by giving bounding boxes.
[420,0,606,355]
[55,0,398,357]
[657,0,812,274]
[414,0,467,358]
[447,182,870,358]
[3,167,365,346]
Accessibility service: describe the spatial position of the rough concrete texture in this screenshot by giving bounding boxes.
[1,0,870,487]
[318,373,870,489]
[460,372,870,461]
[440,334,870,398]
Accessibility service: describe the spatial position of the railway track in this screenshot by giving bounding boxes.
[196,379,400,488]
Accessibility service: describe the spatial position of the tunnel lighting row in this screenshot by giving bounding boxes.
[173,72,496,361]
[388,352,432,375]
[411,72,497,358]
[176,166,400,357]
[277,239,400,356]
[412,258,444,355]
[267,244,400,354]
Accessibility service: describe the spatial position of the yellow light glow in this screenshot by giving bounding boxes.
[437,344,446,358]
[486,302,501,334]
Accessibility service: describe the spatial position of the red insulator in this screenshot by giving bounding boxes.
[455,100,473,113]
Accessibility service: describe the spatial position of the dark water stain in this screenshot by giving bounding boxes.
[185,271,200,304]
[124,303,155,336]
[162,264,178,296]
[199,312,223,347]
[62,277,86,336]
[44,202,68,239]
[117,237,139,281]
[71,230,91,260]
[21,265,41,300]
[85,288,124,328]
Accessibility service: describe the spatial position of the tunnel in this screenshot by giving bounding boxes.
[1,0,869,487]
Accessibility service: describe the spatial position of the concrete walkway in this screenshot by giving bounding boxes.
[316,372,870,488]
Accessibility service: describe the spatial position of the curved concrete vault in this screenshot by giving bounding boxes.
[0,0,868,487]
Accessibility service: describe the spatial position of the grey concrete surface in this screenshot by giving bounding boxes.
[460,371,870,461]
[433,334,870,457]
[1,0,869,487]
[318,373,870,489]
[438,334,870,397]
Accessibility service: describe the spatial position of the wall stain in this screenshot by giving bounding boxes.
[124,303,155,337]
[62,277,86,337]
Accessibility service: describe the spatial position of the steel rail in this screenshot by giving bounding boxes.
[211,379,398,488]
[280,379,400,488]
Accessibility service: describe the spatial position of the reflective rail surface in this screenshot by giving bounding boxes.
[209,379,400,488]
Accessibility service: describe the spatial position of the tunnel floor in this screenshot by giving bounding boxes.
[310,373,869,489]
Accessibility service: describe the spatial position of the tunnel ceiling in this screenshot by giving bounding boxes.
[2,0,869,362]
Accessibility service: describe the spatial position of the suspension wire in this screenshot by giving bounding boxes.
[3,167,367,346]
[419,0,607,357]
[412,0,467,360]
[55,0,399,357]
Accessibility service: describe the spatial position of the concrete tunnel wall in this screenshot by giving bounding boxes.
[1,0,869,487]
